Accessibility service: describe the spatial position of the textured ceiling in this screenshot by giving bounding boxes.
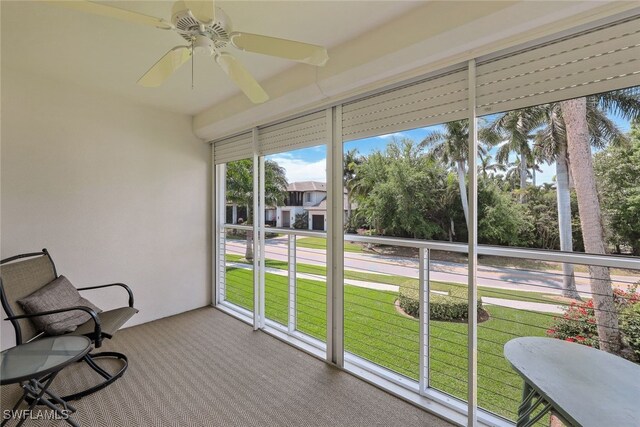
[1,1,421,115]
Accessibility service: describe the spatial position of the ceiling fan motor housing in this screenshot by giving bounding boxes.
[172,4,231,49]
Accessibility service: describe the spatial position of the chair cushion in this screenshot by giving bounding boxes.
[17,275,102,335]
[71,307,138,339]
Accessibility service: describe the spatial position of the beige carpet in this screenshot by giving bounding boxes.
[1,307,452,427]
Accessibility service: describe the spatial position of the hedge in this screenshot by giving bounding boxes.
[399,285,483,321]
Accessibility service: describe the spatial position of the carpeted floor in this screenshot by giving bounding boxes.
[1,307,453,426]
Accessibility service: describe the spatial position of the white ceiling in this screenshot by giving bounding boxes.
[1,1,421,115]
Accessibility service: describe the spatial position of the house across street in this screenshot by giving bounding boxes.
[228,181,353,231]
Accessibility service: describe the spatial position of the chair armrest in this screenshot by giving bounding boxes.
[5,306,103,347]
[77,283,134,308]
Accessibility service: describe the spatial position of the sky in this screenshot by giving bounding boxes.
[266,110,634,185]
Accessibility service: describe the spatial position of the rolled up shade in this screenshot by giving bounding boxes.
[259,111,328,156]
[213,132,253,165]
[476,16,640,115]
[341,67,468,142]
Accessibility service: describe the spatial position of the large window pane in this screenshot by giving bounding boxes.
[262,146,328,343]
[222,158,254,314]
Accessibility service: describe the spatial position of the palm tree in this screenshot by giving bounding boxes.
[487,107,545,203]
[226,159,288,259]
[343,148,363,225]
[504,158,542,188]
[421,120,490,227]
[478,153,506,178]
[560,88,640,354]
[534,105,581,299]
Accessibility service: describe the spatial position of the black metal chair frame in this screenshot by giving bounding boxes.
[1,249,137,401]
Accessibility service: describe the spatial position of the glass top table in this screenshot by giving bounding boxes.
[1,336,91,427]
[1,335,91,385]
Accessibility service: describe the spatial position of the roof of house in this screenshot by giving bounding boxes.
[286,181,349,194]
[305,199,328,211]
[286,181,327,192]
[306,194,353,211]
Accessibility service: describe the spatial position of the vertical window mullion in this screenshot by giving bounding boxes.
[252,128,261,330]
[467,58,478,427]
[327,106,344,366]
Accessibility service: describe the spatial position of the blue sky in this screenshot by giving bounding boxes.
[268,111,633,185]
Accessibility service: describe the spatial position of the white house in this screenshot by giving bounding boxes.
[269,181,351,231]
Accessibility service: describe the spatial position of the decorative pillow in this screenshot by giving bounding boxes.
[17,275,102,335]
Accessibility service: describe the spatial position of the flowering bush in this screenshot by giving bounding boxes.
[547,299,599,348]
[547,284,640,358]
[614,285,640,307]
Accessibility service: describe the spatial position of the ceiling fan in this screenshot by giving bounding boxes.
[47,0,329,103]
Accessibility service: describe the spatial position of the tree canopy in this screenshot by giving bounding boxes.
[595,120,640,255]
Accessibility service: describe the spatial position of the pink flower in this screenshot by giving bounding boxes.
[565,338,575,343]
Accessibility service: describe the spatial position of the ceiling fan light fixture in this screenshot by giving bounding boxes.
[193,35,214,56]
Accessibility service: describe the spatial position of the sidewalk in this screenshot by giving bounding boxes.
[226,262,564,313]
[227,262,398,291]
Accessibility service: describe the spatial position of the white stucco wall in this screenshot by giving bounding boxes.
[276,206,305,228]
[1,68,211,350]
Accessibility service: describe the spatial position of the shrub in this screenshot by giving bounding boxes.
[293,212,308,229]
[399,285,483,321]
[546,299,599,348]
[398,289,419,318]
[547,284,640,356]
[621,303,640,360]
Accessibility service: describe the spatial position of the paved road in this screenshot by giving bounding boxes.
[226,237,639,298]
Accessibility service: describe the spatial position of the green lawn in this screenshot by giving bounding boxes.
[296,236,364,253]
[223,266,552,421]
[226,253,562,305]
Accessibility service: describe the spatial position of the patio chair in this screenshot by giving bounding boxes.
[0,248,138,401]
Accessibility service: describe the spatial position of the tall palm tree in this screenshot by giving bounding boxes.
[226,159,288,259]
[534,105,581,299]
[421,120,490,227]
[488,107,545,203]
[343,148,363,224]
[560,88,640,354]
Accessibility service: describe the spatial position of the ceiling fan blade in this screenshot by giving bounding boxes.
[215,53,269,104]
[138,47,192,87]
[43,1,173,30]
[230,32,328,66]
[184,1,215,23]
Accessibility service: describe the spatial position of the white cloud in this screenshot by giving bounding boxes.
[377,132,406,139]
[269,155,327,183]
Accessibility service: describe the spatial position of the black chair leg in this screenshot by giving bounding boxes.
[58,352,129,402]
[25,352,129,404]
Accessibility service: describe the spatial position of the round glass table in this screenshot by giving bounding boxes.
[1,335,91,427]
